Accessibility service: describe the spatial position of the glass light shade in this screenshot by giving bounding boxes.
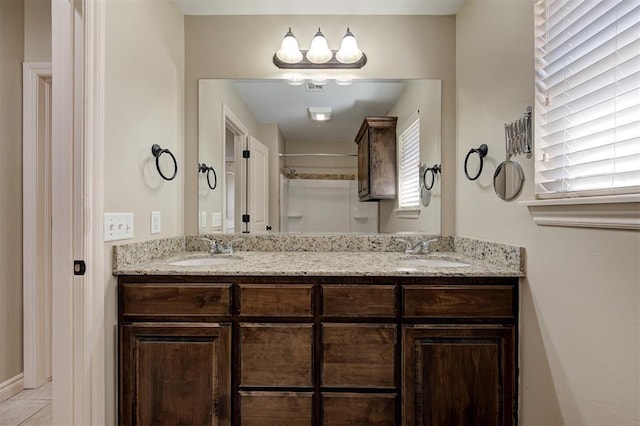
[276,28,303,64]
[286,74,305,86]
[336,28,363,64]
[306,28,333,64]
[310,76,328,86]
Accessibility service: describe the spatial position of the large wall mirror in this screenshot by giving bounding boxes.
[198,79,441,235]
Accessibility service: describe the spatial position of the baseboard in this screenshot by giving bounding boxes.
[0,373,24,403]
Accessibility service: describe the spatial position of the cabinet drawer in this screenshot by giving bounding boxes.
[322,324,395,388]
[121,283,231,317]
[239,284,313,317]
[322,393,396,426]
[240,324,313,387]
[240,391,312,426]
[322,285,395,317]
[403,285,513,318]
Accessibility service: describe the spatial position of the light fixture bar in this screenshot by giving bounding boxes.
[273,51,367,69]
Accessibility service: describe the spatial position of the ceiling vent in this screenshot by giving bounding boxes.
[304,82,324,92]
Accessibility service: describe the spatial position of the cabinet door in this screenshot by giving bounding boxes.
[403,325,515,426]
[120,323,231,426]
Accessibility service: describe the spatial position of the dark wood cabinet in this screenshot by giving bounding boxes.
[403,325,516,425]
[322,324,396,388]
[240,391,312,426]
[119,322,231,426]
[240,323,313,387]
[354,116,398,201]
[118,275,518,425]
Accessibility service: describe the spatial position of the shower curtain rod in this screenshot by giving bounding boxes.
[278,153,357,157]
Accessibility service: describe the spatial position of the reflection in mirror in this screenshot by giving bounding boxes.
[493,160,525,201]
[198,79,441,235]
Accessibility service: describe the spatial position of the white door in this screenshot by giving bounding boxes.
[247,136,269,233]
[52,1,106,423]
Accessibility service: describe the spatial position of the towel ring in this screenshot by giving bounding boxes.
[423,164,441,191]
[199,163,217,190]
[151,144,178,181]
[464,144,488,181]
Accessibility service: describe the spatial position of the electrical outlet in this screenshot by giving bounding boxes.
[199,211,207,228]
[151,211,161,234]
[104,213,134,242]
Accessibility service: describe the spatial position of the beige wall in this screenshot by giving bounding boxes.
[380,79,442,234]
[198,79,263,233]
[185,15,456,235]
[456,1,640,424]
[0,0,25,386]
[103,1,184,423]
[24,0,50,62]
[0,0,50,394]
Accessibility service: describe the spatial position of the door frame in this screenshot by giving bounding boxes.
[52,0,105,424]
[222,104,249,233]
[23,61,53,389]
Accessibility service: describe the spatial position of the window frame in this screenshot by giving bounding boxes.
[396,114,421,217]
[521,0,640,230]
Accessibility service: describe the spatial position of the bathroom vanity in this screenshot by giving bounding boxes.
[114,240,522,426]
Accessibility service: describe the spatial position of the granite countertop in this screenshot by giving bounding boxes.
[113,250,523,277]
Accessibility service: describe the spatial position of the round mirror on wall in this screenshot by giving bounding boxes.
[493,160,524,201]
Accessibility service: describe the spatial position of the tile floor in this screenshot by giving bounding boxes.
[0,381,52,426]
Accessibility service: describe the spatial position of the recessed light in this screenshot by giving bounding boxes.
[308,107,332,121]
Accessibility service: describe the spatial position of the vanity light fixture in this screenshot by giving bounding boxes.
[273,27,367,69]
[308,107,332,122]
[275,27,303,64]
[306,28,333,64]
[336,28,363,64]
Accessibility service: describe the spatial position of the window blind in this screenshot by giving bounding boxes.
[398,117,420,208]
[534,0,640,198]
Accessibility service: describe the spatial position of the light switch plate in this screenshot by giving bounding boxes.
[199,211,207,228]
[151,211,161,234]
[104,213,134,242]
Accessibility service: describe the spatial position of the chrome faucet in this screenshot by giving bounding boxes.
[201,238,243,254]
[396,238,439,255]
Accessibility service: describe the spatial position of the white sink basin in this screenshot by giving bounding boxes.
[169,256,242,266]
[396,257,470,268]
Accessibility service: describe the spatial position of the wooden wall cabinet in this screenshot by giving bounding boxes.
[354,116,398,201]
[118,275,518,425]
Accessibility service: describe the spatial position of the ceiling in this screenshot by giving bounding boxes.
[232,79,407,143]
[176,0,465,16]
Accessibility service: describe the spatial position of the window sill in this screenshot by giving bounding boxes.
[519,194,640,230]
[395,208,421,219]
